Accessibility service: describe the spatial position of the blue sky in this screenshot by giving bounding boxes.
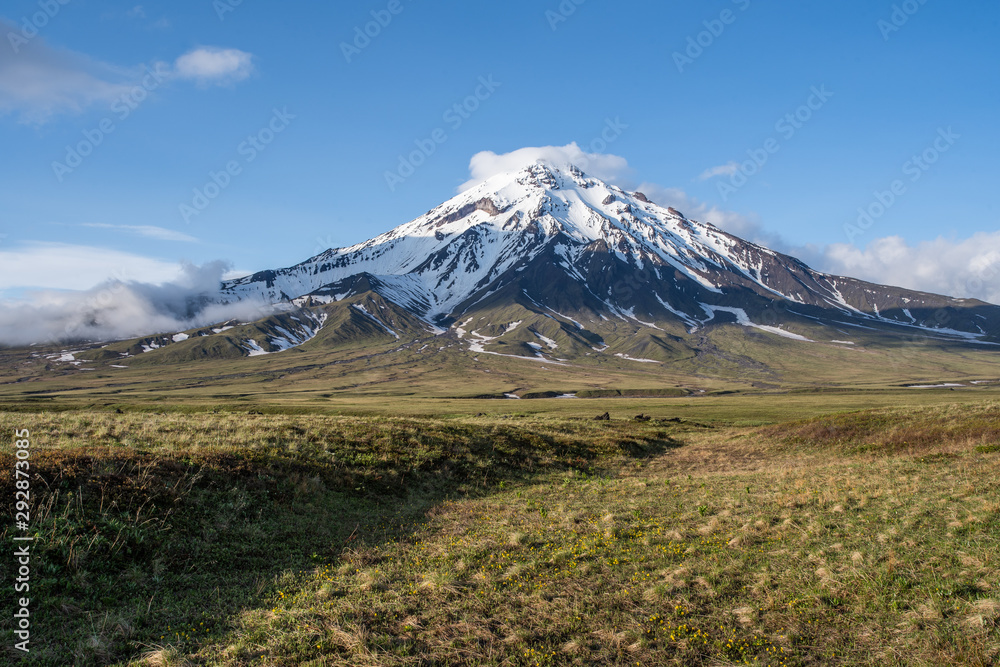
[1,0,999,304]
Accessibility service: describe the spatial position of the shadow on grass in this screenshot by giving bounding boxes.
[0,416,679,666]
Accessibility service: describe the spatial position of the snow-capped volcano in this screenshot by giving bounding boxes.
[221,161,999,347]
[227,161,731,317]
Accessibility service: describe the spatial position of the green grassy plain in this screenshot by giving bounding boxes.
[4,315,1000,411]
[1,392,998,666]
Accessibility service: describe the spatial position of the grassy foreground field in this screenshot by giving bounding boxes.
[1,400,998,666]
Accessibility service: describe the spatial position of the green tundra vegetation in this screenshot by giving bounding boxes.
[1,390,998,666]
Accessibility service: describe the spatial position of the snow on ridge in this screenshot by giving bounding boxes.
[545,308,583,329]
[244,339,269,356]
[216,161,995,343]
[653,292,698,328]
[455,316,568,365]
[454,317,474,339]
[271,313,328,350]
[353,304,400,339]
[701,304,814,342]
[613,305,664,331]
[614,353,661,363]
[219,162,766,321]
[468,348,568,365]
[240,310,328,356]
[533,332,558,349]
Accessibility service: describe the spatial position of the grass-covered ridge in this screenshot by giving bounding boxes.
[0,412,673,665]
[760,401,1000,455]
[1,404,998,665]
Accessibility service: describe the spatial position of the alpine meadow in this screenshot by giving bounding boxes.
[1,2,998,666]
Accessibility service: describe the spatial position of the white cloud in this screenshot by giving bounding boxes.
[82,224,197,243]
[817,234,1000,305]
[0,260,274,346]
[627,182,799,256]
[0,27,253,122]
[126,5,147,19]
[0,242,184,293]
[459,143,631,192]
[173,47,254,86]
[698,161,741,181]
[0,20,134,123]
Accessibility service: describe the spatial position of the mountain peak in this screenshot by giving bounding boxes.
[477,162,675,219]
[221,164,999,348]
[469,159,589,193]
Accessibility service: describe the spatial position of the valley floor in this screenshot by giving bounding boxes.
[1,396,998,666]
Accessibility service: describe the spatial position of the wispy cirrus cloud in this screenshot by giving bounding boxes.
[0,21,254,123]
[698,161,741,181]
[0,242,183,293]
[0,19,134,123]
[82,223,198,243]
[173,47,254,86]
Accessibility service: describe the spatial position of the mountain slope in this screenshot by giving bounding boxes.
[7,161,1000,400]
[218,162,999,359]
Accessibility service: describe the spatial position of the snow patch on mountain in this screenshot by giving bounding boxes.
[221,163,787,319]
[701,305,814,342]
[244,339,268,356]
[533,332,558,349]
[216,160,998,346]
[614,353,661,363]
[353,304,399,339]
